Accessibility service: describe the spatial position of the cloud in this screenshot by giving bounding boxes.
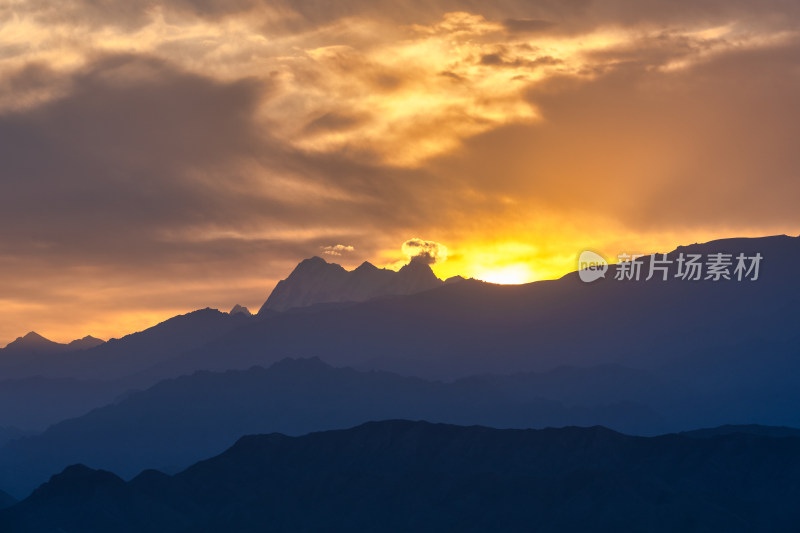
[322,244,355,256]
[0,49,462,342]
[303,112,367,135]
[0,54,269,248]
[429,36,800,233]
[479,51,562,68]
[2,0,800,343]
[19,0,268,31]
[402,239,448,265]
[503,18,554,34]
[14,0,800,39]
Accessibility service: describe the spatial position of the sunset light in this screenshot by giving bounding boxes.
[474,264,536,285]
[0,1,798,344]
[1,1,800,528]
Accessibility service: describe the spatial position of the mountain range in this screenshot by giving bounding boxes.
[0,236,795,428]
[3,348,799,498]
[0,357,670,497]
[143,234,799,388]
[0,377,123,432]
[3,235,796,384]
[0,308,255,382]
[3,420,800,532]
[0,234,798,505]
[0,332,104,357]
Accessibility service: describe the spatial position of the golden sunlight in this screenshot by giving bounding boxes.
[427,241,543,284]
[473,263,536,285]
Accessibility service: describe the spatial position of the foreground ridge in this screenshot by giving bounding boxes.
[2,420,800,532]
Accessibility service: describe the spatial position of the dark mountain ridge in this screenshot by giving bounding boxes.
[0,489,15,510]
[151,235,799,382]
[0,376,124,431]
[0,308,255,381]
[3,420,800,532]
[5,351,800,499]
[0,234,796,465]
[0,332,104,357]
[0,357,667,497]
[3,235,795,386]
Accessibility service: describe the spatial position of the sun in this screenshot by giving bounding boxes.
[474,264,536,285]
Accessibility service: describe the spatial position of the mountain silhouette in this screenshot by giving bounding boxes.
[3,332,61,353]
[152,235,799,382]
[258,255,443,313]
[0,234,797,453]
[0,427,29,449]
[4,234,795,386]
[0,489,15,510]
[0,332,103,357]
[228,304,251,316]
[680,424,800,439]
[3,420,800,532]
[0,307,254,381]
[0,376,124,431]
[66,336,105,350]
[0,358,666,497]
[0,309,259,433]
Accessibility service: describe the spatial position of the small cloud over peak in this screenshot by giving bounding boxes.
[322,244,355,256]
[402,238,447,265]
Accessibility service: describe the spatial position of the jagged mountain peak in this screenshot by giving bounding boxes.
[20,331,50,343]
[290,256,344,274]
[2,331,105,355]
[354,261,379,272]
[229,304,252,316]
[67,336,105,350]
[398,256,438,277]
[4,331,58,350]
[259,256,445,313]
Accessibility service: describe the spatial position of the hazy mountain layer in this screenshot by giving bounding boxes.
[5,352,800,498]
[0,377,124,431]
[0,358,666,497]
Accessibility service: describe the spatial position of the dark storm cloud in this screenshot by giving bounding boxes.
[19,0,263,30]
[0,54,268,252]
[0,50,466,343]
[0,53,454,278]
[16,0,800,35]
[281,0,800,35]
[0,62,65,109]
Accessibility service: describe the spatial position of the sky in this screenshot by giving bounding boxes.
[1,0,799,345]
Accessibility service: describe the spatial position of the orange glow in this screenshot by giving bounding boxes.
[1,5,798,346]
[473,264,536,285]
